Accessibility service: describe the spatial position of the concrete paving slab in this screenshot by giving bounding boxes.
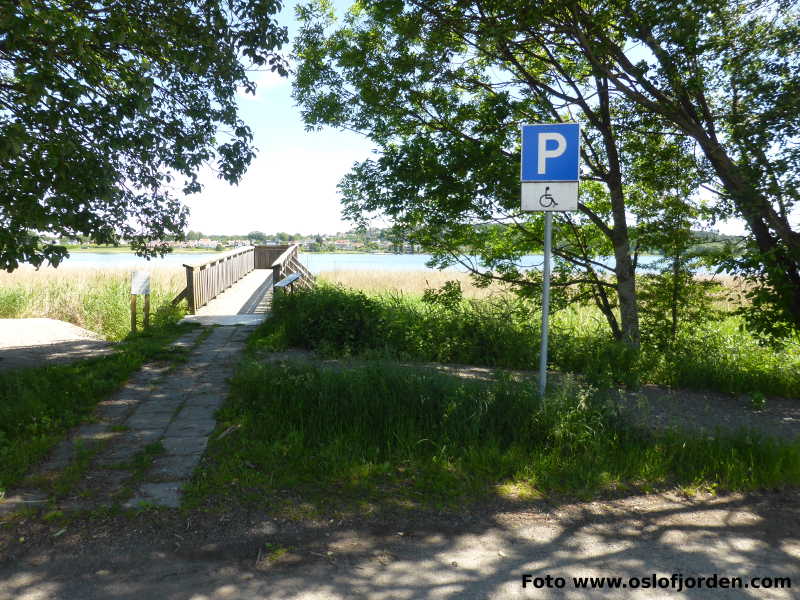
[132,401,182,416]
[162,436,208,456]
[1,298,251,514]
[124,482,182,509]
[94,402,133,422]
[180,314,267,326]
[187,394,225,410]
[177,405,220,420]
[130,364,171,379]
[146,388,188,402]
[165,417,217,438]
[190,381,227,396]
[127,429,167,444]
[73,424,115,443]
[148,454,202,480]
[80,469,131,494]
[94,443,145,466]
[126,412,174,431]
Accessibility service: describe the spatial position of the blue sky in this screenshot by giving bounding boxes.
[185,0,373,236]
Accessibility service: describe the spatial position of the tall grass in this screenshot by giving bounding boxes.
[259,283,800,397]
[0,267,185,340]
[188,361,800,508]
[264,283,536,368]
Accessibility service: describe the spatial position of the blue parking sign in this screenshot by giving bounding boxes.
[521,123,580,182]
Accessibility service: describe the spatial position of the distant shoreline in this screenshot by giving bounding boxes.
[65,245,223,254]
[64,245,420,256]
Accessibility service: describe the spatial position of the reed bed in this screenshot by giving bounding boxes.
[317,269,510,298]
[0,267,185,340]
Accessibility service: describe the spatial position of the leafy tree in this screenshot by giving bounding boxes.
[293,0,706,345]
[635,196,721,348]
[248,231,269,244]
[521,0,800,335]
[0,0,288,271]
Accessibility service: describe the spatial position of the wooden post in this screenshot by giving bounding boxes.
[130,271,151,333]
[186,266,196,314]
[143,294,150,329]
[130,294,137,333]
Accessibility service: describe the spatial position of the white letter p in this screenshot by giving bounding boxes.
[538,133,566,175]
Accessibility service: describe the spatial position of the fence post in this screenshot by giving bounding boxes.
[130,294,137,333]
[143,294,150,329]
[186,266,196,314]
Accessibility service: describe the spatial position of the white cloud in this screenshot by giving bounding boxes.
[183,143,373,235]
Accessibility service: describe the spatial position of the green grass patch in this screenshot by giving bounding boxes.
[0,321,195,496]
[259,284,800,397]
[185,361,800,513]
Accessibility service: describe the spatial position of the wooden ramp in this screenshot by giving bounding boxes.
[175,244,314,326]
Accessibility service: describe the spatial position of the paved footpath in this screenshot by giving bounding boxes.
[0,323,256,514]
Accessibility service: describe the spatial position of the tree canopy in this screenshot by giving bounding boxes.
[0,0,288,270]
[294,0,713,344]
[294,0,800,337]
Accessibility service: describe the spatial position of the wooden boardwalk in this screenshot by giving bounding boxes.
[175,244,313,326]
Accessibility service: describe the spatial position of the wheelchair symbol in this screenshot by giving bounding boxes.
[539,186,557,208]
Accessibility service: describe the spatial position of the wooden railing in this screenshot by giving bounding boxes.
[179,246,255,314]
[269,244,316,290]
[172,244,315,314]
[254,244,291,269]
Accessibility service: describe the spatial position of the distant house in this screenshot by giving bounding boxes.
[333,239,354,250]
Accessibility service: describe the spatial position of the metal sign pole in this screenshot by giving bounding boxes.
[539,212,552,397]
[520,123,579,398]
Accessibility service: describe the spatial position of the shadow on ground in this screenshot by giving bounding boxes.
[0,339,115,373]
[1,491,798,599]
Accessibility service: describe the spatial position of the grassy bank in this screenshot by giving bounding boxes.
[188,361,800,512]
[0,268,185,340]
[256,283,800,398]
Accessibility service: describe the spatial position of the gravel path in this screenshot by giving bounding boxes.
[1,491,798,599]
[0,318,114,372]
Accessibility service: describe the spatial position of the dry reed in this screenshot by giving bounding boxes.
[317,269,511,299]
[0,267,185,339]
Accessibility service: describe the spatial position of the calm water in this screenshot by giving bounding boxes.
[53,251,673,273]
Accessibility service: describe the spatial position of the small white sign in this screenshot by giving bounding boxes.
[130,271,151,295]
[521,182,578,212]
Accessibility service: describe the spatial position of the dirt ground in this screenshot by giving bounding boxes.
[0,319,114,372]
[1,490,798,599]
[1,351,798,598]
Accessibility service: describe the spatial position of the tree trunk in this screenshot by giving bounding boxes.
[613,236,641,347]
[671,250,680,341]
[697,136,800,330]
[596,75,641,347]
